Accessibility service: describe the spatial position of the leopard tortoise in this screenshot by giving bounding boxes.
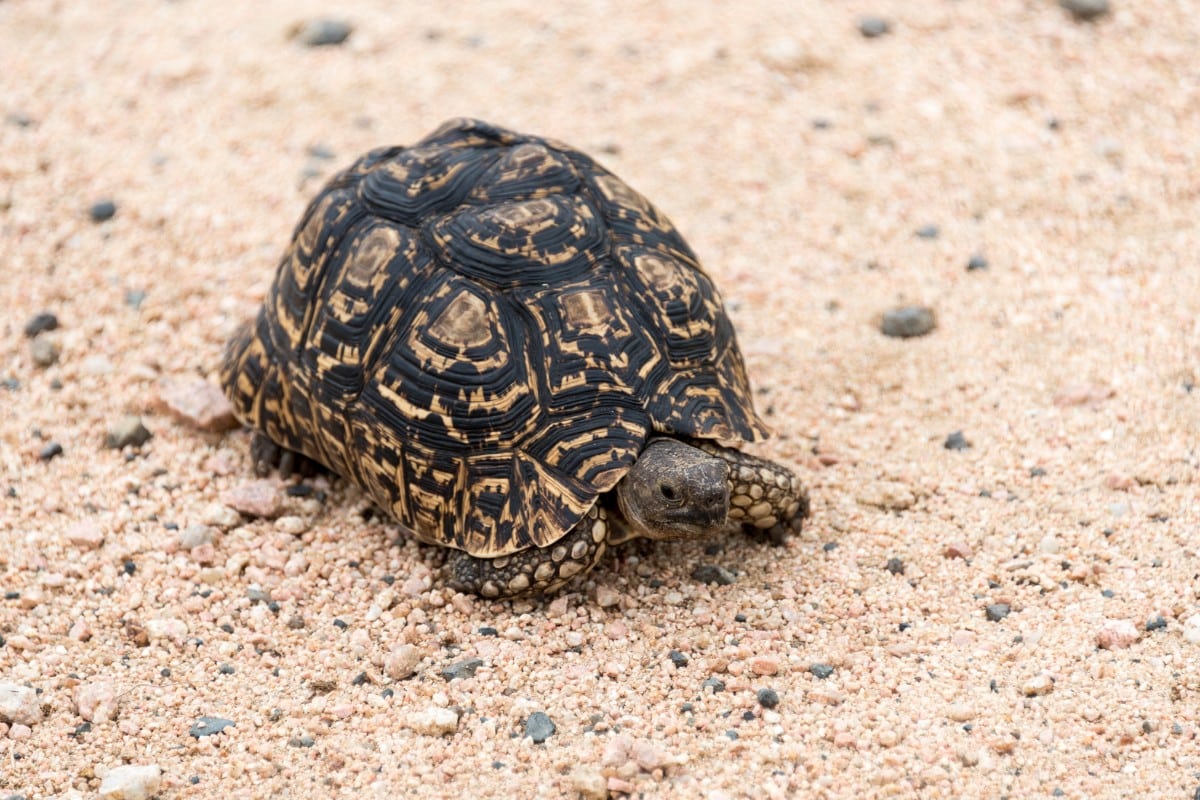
[220,118,808,598]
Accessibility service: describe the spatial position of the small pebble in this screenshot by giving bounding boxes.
[160,378,238,432]
[809,663,835,680]
[405,706,458,736]
[177,524,213,550]
[702,677,726,693]
[293,18,353,46]
[0,682,43,725]
[65,521,105,549]
[668,650,689,668]
[23,312,58,337]
[691,564,737,585]
[967,254,989,271]
[385,644,422,680]
[1059,0,1109,21]
[880,306,937,338]
[1145,615,1167,632]
[915,224,940,239]
[188,715,235,738]
[30,335,60,367]
[524,711,556,743]
[757,688,780,709]
[594,585,621,607]
[1022,674,1055,697]
[89,199,117,223]
[76,682,119,723]
[125,289,147,309]
[441,657,484,681]
[106,415,152,449]
[884,557,905,575]
[943,541,973,559]
[1096,619,1139,650]
[986,603,1012,622]
[39,441,63,461]
[98,764,161,800]
[944,431,971,451]
[748,655,781,676]
[858,16,890,38]
[572,768,608,800]
[222,480,283,518]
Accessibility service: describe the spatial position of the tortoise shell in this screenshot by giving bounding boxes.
[221,118,767,557]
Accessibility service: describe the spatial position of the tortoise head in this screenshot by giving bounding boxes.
[615,439,729,541]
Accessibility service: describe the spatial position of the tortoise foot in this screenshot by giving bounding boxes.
[448,506,610,598]
[249,432,326,478]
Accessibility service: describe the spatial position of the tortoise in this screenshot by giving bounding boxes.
[220,118,808,598]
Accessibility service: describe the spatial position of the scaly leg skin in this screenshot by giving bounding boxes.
[693,440,810,543]
[448,505,611,599]
[249,432,326,479]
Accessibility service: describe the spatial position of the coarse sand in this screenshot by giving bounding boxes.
[3,1,1200,798]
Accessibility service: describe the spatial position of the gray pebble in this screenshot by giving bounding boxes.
[1059,0,1110,21]
[757,688,780,708]
[986,603,1012,622]
[294,18,353,46]
[880,305,936,338]
[30,335,60,367]
[915,224,940,239]
[967,254,989,271]
[23,312,58,337]
[289,734,316,747]
[702,677,726,693]
[944,431,971,451]
[188,716,235,738]
[884,557,905,575]
[858,16,890,38]
[440,657,484,681]
[809,663,835,680]
[39,442,63,461]
[125,289,147,309]
[668,650,689,668]
[106,415,152,449]
[691,564,737,585]
[6,111,34,128]
[524,711,556,743]
[89,199,117,223]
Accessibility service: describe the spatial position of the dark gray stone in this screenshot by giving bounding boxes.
[89,199,117,223]
[986,603,1012,622]
[106,416,152,449]
[524,711,556,743]
[858,16,890,37]
[691,564,737,585]
[809,663,835,680]
[756,688,780,708]
[295,18,353,46]
[23,312,58,338]
[440,657,484,681]
[1059,0,1109,21]
[944,431,971,451]
[189,716,235,738]
[880,305,936,338]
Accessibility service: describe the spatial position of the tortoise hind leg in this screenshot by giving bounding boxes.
[250,432,327,478]
[448,506,611,598]
[692,440,810,539]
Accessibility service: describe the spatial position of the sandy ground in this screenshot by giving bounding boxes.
[3,1,1200,797]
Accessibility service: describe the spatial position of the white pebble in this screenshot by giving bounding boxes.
[76,682,119,723]
[0,683,42,725]
[98,764,162,800]
[404,706,458,736]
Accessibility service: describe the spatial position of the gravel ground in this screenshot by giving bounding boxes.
[3,1,1199,798]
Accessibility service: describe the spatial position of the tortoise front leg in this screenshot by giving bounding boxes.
[693,441,809,534]
[447,505,611,598]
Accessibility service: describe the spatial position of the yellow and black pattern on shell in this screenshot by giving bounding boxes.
[220,118,768,557]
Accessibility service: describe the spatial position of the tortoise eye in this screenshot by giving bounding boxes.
[658,483,679,502]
